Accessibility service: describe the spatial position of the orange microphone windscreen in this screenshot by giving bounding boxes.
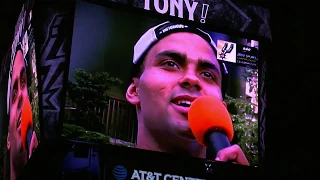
[188,95,234,147]
[21,97,33,151]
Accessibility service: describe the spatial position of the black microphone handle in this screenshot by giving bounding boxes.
[26,128,33,158]
[205,130,231,160]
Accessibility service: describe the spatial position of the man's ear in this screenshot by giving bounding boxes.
[126,78,140,105]
[7,134,10,150]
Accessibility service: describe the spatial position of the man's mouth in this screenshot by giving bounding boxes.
[171,95,197,114]
[172,100,192,107]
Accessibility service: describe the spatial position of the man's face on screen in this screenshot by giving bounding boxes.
[8,50,28,170]
[131,32,223,141]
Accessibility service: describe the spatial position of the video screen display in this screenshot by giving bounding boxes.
[0,2,40,180]
[63,0,261,169]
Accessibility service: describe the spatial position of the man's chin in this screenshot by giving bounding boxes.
[11,156,27,173]
[12,147,27,162]
[174,129,197,141]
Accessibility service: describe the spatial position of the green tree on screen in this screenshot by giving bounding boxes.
[225,68,259,166]
[62,123,110,144]
[28,78,40,139]
[66,69,123,133]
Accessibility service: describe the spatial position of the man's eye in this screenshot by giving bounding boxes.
[201,71,216,81]
[21,77,25,85]
[12,89,17,101]
[163,61,179,69]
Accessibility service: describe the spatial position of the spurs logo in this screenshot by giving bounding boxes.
[219,42,234,60]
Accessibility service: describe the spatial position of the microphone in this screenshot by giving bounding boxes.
[188,95,234,160]
[21,97,33,158]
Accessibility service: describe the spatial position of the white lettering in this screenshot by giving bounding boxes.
[131,169,205,180]
[131,170,141,180]
[154,0,169,14]
[184,0,198,21]
[140,170,147,180]
[144,0,199,21]
[172,175,180,180]
[144,0,151,10]
[159,24,187,34]
[164,174,172,180]
[10,6,26,75]
[170,0,183,18]
[243,47,251,51]
[185,178,194,180]
[154,172,162,180]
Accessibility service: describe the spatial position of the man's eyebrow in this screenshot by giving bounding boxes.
[155,50,187,65]
[154,50,221,76]
[197,59,221,76]
[12,78,18,91]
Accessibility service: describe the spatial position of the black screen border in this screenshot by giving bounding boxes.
[63,0,271,169]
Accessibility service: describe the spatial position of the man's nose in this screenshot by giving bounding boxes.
[18,94,23,110]
[179,71,201,90]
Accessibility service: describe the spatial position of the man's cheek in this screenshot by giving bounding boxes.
[22,88,29,97]
[10,108,17,123]
[159,86,167,93]
[205,88,222,97]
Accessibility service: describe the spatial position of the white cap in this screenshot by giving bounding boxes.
[133,21,217,64]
